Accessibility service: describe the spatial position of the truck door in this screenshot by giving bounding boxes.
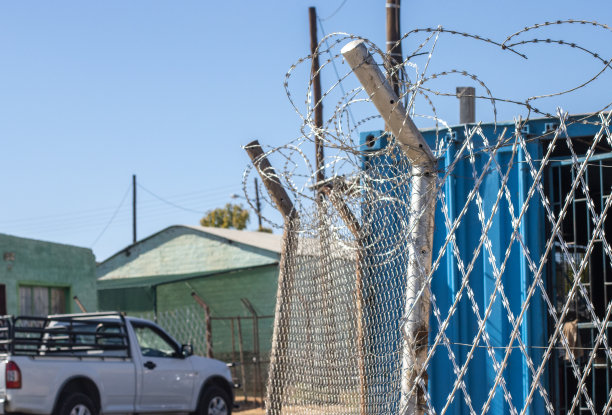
[131,322,196,412]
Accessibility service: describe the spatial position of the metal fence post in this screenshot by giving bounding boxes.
[191,292,214,358]
[237,316,248,403]
[241,298,264,406]
[342,39,438,415]
[245,140,299,415]
[73,296,87,313]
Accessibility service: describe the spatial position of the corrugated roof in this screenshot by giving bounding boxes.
[97,225,282,268]
[98,263,278,289]
[182,225,282,253]
[97,225,282,281]
[189,226,355,259]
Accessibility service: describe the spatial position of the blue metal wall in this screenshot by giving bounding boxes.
[424,122,546,415]
[359,117,603,414]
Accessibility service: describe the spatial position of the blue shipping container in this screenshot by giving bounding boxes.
[360,116,605,415]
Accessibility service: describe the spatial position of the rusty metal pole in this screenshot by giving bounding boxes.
[237,316,248,403]
[241,298,263,407]
[191,292,213,358]
[73,296,87,313]
[244,140,298,415]
[230,318,237,379]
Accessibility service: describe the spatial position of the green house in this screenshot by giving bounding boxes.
[96,225,281,360]
[0,233,97,316]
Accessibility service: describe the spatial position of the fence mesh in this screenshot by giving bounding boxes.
[130,306,208,356]
[242,22,612,415]
[130,306,273,404]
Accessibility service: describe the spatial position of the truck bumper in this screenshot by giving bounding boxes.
[0,396,5,415]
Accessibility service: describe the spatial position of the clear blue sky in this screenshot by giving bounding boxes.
[0,1,610,261]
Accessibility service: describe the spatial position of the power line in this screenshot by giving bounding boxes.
[137,183,206,214]
[320,0,349,21]
[0,185,241,228]
[90,183,132,247]
[0,191,239,236]
[317,17,360,134]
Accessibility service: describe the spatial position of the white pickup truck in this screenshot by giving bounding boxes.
[0,312,234,415]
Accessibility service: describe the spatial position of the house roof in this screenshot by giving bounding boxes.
[97,262,278,289]
[96,225,283,281]
[98,225,282,266]
[97,224,354,283]
[181,225,282,254]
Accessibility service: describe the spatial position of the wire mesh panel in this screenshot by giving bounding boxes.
[131,306,208,356]
[242,22,612,415]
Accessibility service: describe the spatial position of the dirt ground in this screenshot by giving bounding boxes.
[234,399,265,414]
[236,408,265,415]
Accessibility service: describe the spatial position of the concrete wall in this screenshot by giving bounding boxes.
[0,233,96,314]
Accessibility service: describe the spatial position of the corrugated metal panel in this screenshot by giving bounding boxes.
[358,116,604,414]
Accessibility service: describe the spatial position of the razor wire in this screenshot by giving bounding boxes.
[242,21,612,415]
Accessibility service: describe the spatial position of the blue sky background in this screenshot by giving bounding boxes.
[0,1,610,261]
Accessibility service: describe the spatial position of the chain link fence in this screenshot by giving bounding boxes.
[130,305,273,405]
[242,21,612,415]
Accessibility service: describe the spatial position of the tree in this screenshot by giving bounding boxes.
[200,203,250,230]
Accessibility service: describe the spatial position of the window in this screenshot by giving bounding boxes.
[132,323,179,358]
[19,286,67,316]
[545,137,612,413]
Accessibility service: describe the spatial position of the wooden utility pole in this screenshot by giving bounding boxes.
[254,178,263,231]
[132,174,137,244]
[386,0,403,96]
[309,6,324,186]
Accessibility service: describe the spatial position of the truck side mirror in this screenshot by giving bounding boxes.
[181,344,193,358]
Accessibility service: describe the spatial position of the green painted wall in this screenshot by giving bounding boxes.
[0,233,96,314]
[156,266,278,316]
[98,286,155,312]
[159,265,277,352]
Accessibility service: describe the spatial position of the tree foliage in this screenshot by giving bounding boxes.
[200,203,250,230]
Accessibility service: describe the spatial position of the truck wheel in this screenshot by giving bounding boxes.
[57,393,97,415]
[198,386,231,415]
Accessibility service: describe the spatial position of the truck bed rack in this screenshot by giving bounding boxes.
[0,312,131,357]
